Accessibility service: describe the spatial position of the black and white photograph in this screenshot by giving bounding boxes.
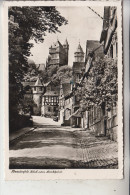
[4,1,123,180]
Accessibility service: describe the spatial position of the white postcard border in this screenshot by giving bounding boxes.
[3,0,123,180]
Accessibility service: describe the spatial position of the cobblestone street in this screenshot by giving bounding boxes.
[9,116,118,169]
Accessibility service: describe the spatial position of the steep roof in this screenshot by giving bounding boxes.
[86,40,104,58]
[75,43,84,54]
[52,40,63,48]
[43,91,59,96]
[43,81,51,87]
[62,83,71,97]
[34,78,43,86]
[100,7,117,54]
[103,7,110,29]
[99,7,110,45]
[64,38,69,46]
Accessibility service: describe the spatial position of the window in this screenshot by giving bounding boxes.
[45,96,48,102]
[34,87,36,91]
[54,97,57,102]
[48,107,51,112]
[48,96,51,102]
[54,107,57,112]
[51,97,54,102]
[39,87,42,91]
[51,97,54,105]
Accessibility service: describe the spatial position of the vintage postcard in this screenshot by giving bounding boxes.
[4,0,123,180]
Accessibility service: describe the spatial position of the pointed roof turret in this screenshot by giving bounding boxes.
[75,42,84,53]
[64,38,69,46]
[49,44,52,49]
[34,77,43,86]
[52,39,61,48]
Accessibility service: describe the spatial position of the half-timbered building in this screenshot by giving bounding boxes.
[41,81,60,117]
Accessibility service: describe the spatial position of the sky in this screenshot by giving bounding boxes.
[29,6,104,66]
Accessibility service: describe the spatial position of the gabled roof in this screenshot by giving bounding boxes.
[86,40,104,58]
[62,83,71,97]
[52,40,63,48]
[86,40,100,50]
[34,78,43,86]
[43,81,51,87]
[43,91,59,96]
[43,80,57,87]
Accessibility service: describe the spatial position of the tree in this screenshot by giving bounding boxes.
[52,65,73,85]
[39,65,72,85]
[9,6,68,129]
[23,59,43,81]
[76,57,118,111]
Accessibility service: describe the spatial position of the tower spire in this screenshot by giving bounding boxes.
[74,43,84,62]
[64,38,68,46]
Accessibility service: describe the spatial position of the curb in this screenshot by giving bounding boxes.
[9,127,37,144]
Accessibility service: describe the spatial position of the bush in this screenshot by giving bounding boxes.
[9,114,33,133]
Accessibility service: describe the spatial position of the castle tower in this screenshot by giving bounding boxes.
[32,77,44,115]
[63,39,69,64]
[47,39,69,67]
[73,43,85,84]
[74,43,84,62]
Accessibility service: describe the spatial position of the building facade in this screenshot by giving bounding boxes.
[22,78,45,115]
[59,82,72,125]
[73,43,85,83]
[41,81,59,118]
[32,78,45,115]
[71,43,85,127]
[84,6,118,141]
[100,6,118,141]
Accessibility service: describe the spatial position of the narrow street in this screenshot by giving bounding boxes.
[9,116,118,169]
